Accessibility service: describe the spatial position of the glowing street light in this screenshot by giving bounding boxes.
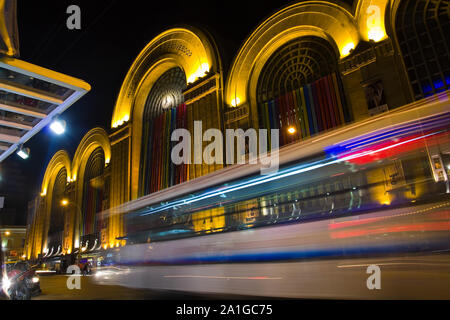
[287,126,297,135]
[60,198,84,255]
[50,117,66,135]
[16,146,30,159]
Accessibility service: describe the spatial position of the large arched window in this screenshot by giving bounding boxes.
[81,147,105,240]
[257,37,338,102]
[257,36,351,147]
[396,0,450,99]
[48,167,67,249]
[139,67,187,196]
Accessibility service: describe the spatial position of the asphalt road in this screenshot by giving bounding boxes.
[30,275,253,300]
[34,275,173,300]
[95,254,450,299]
[3,254,450,300]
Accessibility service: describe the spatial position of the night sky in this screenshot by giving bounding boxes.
[1,0,354,224]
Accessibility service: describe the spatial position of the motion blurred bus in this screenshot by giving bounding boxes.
[95,92,450,299]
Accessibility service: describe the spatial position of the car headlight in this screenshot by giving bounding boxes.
[2,277,11,291]
[32,276,39,283]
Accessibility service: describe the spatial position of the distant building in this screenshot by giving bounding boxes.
[1,226,26,261]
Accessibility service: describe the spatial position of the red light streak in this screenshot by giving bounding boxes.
[338,131,447,165]
[331,221,450,239]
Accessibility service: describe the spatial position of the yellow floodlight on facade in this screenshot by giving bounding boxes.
[231,97,241,107]
[341,42,355,57]
[368,26,386,42]
[357,0,389,42]
[187,62,210,84]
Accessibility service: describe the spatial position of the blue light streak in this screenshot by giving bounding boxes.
[140,131,442,217]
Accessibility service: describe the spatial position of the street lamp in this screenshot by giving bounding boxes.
[60,198,83,256]
[16,145,30,159]
[287,126,297,135]
[50,117,66,135]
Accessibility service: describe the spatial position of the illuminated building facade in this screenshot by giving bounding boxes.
[25,0,449,260]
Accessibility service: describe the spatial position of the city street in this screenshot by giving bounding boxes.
[34,275,175,300]
[0,275,237,300]
[25,275,251,300]
[93,254,450,300]
[0,253,440,300]
[24,275,193,300]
